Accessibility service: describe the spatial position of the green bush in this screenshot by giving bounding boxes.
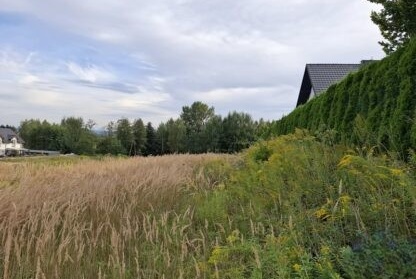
[193,132,416,278]
[339,233,416,279]
[268,38,416,157]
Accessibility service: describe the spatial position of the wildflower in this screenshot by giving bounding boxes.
[208,246,228,265]
[293,263,302,272]
[226,230,240,245]
[315,208,331,221]
[340,195,351,205]
[390,168,403,176]
[338,155,354,168]
[320,245,331,256]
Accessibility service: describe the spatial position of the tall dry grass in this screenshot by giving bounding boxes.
[0,154,229,279]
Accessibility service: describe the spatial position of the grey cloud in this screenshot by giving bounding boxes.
[69,80,139,94]
[0,0,385,126]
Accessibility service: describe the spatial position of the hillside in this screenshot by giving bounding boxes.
[267,39,416,156]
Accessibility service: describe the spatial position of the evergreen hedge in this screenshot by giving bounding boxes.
[268,39,416,155]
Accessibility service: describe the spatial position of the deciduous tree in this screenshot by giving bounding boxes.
[369,0,416,53]
[116,118,134,155]
[132,118,146,155]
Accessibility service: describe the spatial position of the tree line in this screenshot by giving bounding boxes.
[15,102,269,155]
[266,38,416,157]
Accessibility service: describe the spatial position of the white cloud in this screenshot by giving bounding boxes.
[0,49,26,74]
[0,0,385,126]
[19,74,40,84]
[67,62,114,83]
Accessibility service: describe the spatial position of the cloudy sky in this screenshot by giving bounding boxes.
[0,0,384,127]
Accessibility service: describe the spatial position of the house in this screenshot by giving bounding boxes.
[296,61,373,107]
[0,128,25,156]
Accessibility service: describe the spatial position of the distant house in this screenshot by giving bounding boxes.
[296,61,374,107]
[0,128,25,156]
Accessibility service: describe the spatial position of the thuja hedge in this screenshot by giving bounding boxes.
[268,39,416,155]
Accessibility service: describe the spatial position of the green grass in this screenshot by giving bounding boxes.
[191,130,416,278]
[1,131,415,278]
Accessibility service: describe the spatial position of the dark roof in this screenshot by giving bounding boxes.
[0,128,24,143]
[296,63,361,107]
[307,64,361,94]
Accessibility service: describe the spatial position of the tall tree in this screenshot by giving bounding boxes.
[96,136,125,155]
[180,101,214,153]
[369,0,416,53]
[220,112,257,153]
[156,122,168,155]
[132,118,147,155]
[203,115,223,153]
[19,119,42,147]
[19,119,64,151]
[116,118,134,155]
[166,118,186,153]
[97,121,125,155]
[105,121,117,137]
[61,117,96,154]
[181,101,215,134]
[143,122,159,156]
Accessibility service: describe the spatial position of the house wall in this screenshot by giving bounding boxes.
[5,142,23,149]
[0,137,24,156]
[0,144,5,156]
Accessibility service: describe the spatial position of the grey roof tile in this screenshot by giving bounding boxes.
[306,64,361,94]
[0,128,24,143]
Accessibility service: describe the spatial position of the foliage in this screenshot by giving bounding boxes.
[181,101,215,135]
[16,101,267,156]
[339,233,416,279]
[1,132,416,278]
[166,118,187,153]
[194,131,416,278]
[220,112,257,153]
[96,121,125,155]
[144,122,159,156]
[267,38,416,158]
[97,136,125,155]
[132,118,146,155]
[203,114,223,152]
[368,0,416,53]
[61,117,96,155]
[180,101,215,153]
[156,122,169,154]
[116,118,135,155]
[19,119,64,151]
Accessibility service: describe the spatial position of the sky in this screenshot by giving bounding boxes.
[0,0,384,128]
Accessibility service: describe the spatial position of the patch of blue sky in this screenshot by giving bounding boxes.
[0,11,27,26]
[0,11,157,86]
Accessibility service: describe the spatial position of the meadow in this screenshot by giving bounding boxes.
[1,131,416,278]
[0,154,234,278]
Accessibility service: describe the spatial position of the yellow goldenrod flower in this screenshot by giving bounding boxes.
[293,263,302,272]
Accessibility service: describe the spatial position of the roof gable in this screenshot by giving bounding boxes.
[307,64,361,94]
[0,128,23,143]
[296,63,361,107]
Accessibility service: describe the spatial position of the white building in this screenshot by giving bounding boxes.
[0,128,25,156]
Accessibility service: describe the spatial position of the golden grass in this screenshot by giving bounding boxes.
[0,154,230,279]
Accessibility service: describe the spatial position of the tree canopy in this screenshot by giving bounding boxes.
[267,38,416,157]
[15,101,265,156]
[369,0,416,53]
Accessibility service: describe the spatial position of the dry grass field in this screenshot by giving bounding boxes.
[0,154,231,279]
[1,133,416,278]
